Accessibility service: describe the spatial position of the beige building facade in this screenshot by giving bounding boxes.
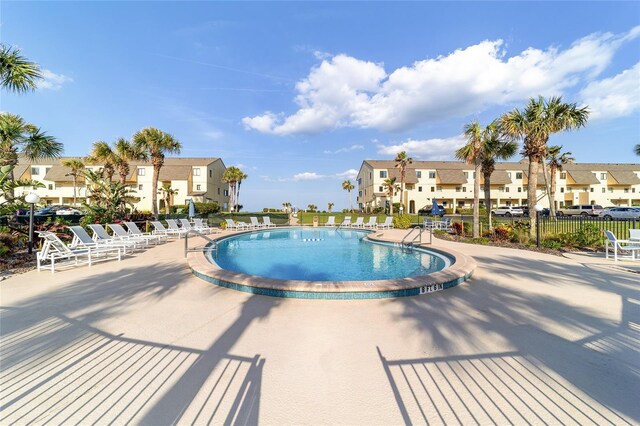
[357,160,640,213]
[11,156,229,212]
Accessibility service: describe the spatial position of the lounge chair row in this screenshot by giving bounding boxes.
[224,216,278,231]
[37,221,168,273]
[150,218,217,237]
[323,216,394,229]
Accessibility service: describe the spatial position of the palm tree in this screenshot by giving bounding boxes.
[455,121,484,238]
[158,183,179,214]
[235,169,248,212]
[307,204,317,212]
[0,44,42,93]
[327,202,334,213]
[132,128,182,217]
[61,158,85,206]
[114,137,146,184]
[83,169,136,217]
[382,177,400,215]
[394,151,413,212]
[222,166,240,212]
[282,202,291,213]
[480,122,518,229]
[545,145,574,217]
[342,180,354,212]
[86,141,116,182]
[500,96,589,237]
[0,112,62,198]
[635,144,640,156]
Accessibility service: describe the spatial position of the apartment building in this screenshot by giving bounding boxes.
[11,156,229,212]
[357,160,640,213]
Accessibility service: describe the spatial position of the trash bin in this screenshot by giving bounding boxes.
[313,216,319,227]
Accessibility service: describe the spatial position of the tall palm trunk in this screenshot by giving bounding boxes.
[152,163,161,217]
[550,165,558,214]
[72,175,77,206]
[236,181,242,211]
[483,171,492,229]
[472,160,481,238]
[527,156,541,238]
[541,160,555,220]
[2,154,18,199]
[228,182,235,212]
[349,190,353,212]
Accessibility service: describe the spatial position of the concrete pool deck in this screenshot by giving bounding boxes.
[1,229,638,424]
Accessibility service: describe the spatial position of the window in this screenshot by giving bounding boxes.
[507,172,512,178]
[379,186,383,192]
[137,168,145,176]
[428,171,436,179]
[48,184,53,190]
[31,167,39,175]
[138,184,143,190]
[464,172,469,178]
[431,186,435,192]
[418,186,422,192]
[560,187,564,193]
[516,172,523,179]
[560,172,566,179]
[590,188,594,192]
[624,188,629,193]
[505,187,510,193]
[380,171,387,178]
[358,178,362,185]
[196,184,202,191]
[45,168,51,175]
[358,191,362,197]
[517,187,522,193]
[217,188,220,195]
[455,187,461,192]
[209,170,212,178]
[600,173,607,180]
[436,186,442,191]
[462,187,467,192]
[634,188,637,193]
[602,188,606,193]
[369,172,372,180]
[223,189,229,196]
[406,184,413,190]
[416,171,422,178]
[609,188,613,193]
[193,168,201,176]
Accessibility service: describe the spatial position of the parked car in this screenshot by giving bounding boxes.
[418,204,445,217]
[56,207,83,216]
[490,206,524,217]
[513,205,551,217]
[557,204,604,217]
[599,207,640,221]
[33,205,67,216]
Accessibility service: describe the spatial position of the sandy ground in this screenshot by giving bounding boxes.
[0,229,638,425]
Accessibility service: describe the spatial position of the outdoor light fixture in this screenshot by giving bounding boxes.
[25,192,41,255]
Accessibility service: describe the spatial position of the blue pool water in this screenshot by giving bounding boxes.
[208,228,450,281]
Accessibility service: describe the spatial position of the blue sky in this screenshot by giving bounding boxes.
[3,1,639,211]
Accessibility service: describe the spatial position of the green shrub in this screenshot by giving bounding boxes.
[392,215,412,229]
[0,232,17,255]
[541,239,562,250]
[468,237,491,245]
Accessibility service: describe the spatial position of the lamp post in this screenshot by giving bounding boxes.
[534,204,543,248]
[25,192,41,255]
[399,206,404,216]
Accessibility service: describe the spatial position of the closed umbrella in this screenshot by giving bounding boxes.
[188,199,196,219]
[431,199,439,216]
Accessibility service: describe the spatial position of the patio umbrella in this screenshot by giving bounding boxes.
[431,199,439,216]
[188,199,196,219]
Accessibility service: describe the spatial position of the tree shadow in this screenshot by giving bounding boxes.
[379,250,640,423]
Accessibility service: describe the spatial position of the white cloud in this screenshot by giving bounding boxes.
[243,26,639,135]
[376,135,468,160]
[335,169,358,180]
[323,144,365,154]
[293,172,325,181]
[579,62,640,120]
[38,69,73,90]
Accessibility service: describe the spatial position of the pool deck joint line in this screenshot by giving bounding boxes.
[187,226,477,299]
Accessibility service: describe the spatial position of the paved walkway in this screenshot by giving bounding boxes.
[1,229,638,425]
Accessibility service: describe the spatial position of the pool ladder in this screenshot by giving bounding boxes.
[401,226,432,248]
[184,229,218,258]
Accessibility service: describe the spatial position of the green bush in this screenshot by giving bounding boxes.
[0,232,17,255]
[392,215,412,229]
[468,237,491,245]
[541,239,563,249]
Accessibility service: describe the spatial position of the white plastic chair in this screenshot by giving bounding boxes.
[604,230,640,262]
[37,231,123,273]
[125,222,167,243]
[377,216,394,230]
[363,217,377,229]
[352,217,364,228]
[324,216,336,227]
[250,216,266,229]
[263,216,277,228]
[339,216,351,227]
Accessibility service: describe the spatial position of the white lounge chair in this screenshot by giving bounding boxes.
[263,216,277,228]
[108,223,155,246]
[363,217,377,229]
[604,230,640,262]
[339,216,351,227]
[250,216,266,229]
[193,218,216,233]
[324,216,336,227]
[37,231,123,273]
[377,216,394,230]
[225,218,249,231]
[352,217,364,228]
[629,229,640,243]
[125,222,167,243]
[166,219,188,233]
[150,221,185,238]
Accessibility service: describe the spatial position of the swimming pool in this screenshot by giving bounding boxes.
[208,227,450,281]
